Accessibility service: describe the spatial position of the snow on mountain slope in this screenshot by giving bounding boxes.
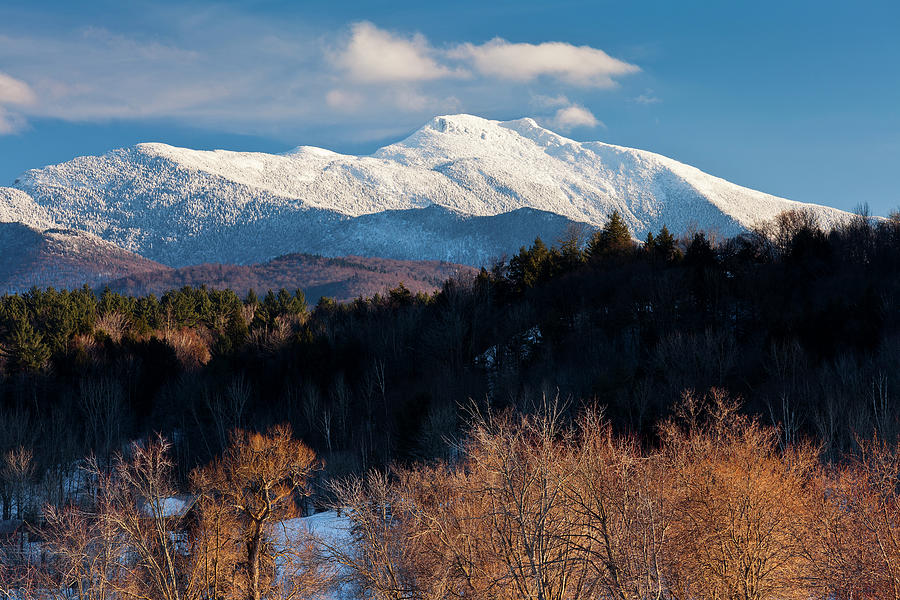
[11,114,853,267]
[0,187,55,229]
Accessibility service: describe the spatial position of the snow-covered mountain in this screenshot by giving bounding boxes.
[7,114,852,267]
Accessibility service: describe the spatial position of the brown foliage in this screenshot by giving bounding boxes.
[161,327,211,370]
[192,424,324,600]
[21,392,900,600]
[89,436,197,600]
[106,254,474,304]
[660,390,820,600]
[332,392,841,600]
[812,436,900,599]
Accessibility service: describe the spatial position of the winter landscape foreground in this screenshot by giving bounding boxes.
[4,394,900,600]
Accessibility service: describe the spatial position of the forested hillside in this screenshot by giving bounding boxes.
[104,253,473,304]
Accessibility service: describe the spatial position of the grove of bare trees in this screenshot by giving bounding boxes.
[1,426,330,600]
[1,390,900,599]
[333,391,900,600]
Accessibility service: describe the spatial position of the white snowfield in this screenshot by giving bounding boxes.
[0,186,55,230]
[4,114,851,267]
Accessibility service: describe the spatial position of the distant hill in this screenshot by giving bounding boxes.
[0,222,165,293]
[0,215,473,301]
[104,253,475,303]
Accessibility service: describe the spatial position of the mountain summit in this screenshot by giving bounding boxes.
[5,114,850,267]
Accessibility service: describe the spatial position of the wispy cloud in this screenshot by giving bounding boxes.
[0,71,36,133]
[0,108,25,134]
[0,71,36,105]
[635,90,662,104]
[0,16,641,141]
[450,39,639,87]
[530,94,573,109]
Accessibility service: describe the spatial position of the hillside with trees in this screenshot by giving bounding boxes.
[104,253,474,304]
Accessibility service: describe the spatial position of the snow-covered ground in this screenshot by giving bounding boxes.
[4,114,853,267]
[275,510,355,600]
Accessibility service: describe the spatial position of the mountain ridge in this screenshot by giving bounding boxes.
[6,114,853,267]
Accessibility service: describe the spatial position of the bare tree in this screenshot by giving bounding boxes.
[89,436,198,600]
[2,447,34,521]
[327,472,427,600]
[660,389,818,600]
[79,377,127,469]
[566,411,672,600]
[194,424,320,600]
[464,405,589,600]
[41,503,121,600]
[814,436,900,599]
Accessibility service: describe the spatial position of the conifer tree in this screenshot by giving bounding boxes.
[9,318,50,373]
[587,210,633,259]
[508,237,551,292]
[644,230,656,253]
[244,289,259,307]
[685,231,715,266]
[654,225,679,263]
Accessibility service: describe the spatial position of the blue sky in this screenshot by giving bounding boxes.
[0,0,897,214]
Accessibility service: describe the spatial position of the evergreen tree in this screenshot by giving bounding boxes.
[508,237,551,292]
[10,318,50,373]
[587,210,633,259]
[685,231,715,266]
[388,283,414,307]
[644,231,656,253]
[654,225,680,263]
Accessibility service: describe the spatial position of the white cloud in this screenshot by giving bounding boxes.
[548,105,602,132]
[330,23,638,90]
[333,22,462,84]
[0,72,36,105]
[0,14,640,142]
[0,72,35,135]
[451,38,639,87]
